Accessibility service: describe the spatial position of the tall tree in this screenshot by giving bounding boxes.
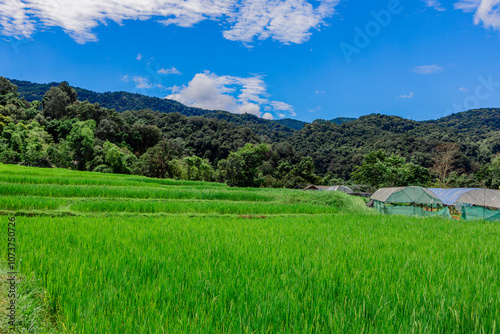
[0,77,18,96]
[431,143,461,187]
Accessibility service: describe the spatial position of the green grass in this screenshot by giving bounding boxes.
[0,164,499,333]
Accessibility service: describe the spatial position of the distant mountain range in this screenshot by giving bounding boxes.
[9,78,500,179]
[10,78,356,132]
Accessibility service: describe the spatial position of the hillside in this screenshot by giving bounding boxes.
[10,78,297,141]
[4,77,500,187]
[288,111,500,179]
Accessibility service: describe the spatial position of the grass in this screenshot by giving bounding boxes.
[0,164,499,333]
[12,215,500,333]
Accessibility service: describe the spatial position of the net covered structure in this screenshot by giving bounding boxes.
[429,188,500,221]
[370,186,500,221]
[370,186,451,219]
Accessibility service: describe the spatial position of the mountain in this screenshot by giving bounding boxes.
[330,117,356,125]
[8,77,500,182]
[287,111,500,179]
[274,118,307,130]
[10,78,297,141]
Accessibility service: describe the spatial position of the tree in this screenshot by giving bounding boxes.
[219,143,270,187]
[0,77,18,96]
[58,81,77,103]
[67,120,96,170]
[42,87,71,119]
[102,141,137,174]
[351,150,388,187]
[431,143,461,187]
[352,150,432,187]
[136,140,179,178]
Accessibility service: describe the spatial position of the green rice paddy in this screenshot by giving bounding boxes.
[1,164,499,333]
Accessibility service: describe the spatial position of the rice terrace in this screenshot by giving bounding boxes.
[0,164,499,333]
[3,0,500,332]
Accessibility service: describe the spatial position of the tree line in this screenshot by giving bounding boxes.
[3,76,500,189]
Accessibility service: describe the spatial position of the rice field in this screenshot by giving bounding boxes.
[1,164,500,333]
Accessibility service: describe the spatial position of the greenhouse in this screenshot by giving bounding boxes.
[328,185,353,193]
[303,185,353,193]
[370,186,451,218]
[429,188,500,221]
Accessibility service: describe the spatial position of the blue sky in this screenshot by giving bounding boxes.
[1,0,500,122]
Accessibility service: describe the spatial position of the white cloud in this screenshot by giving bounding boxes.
[136,53,142,61]
[222,0,340,44]
[400,92,415,98]
[270,101,294,111]
[166,71,295,119]
[308,106,321,112]
[262,112,273,120]
[423,0,446,11]
[455,0,500,31]
[133,76,152,89]
[411,64,444,74]
[459,86,469,92]
[0,0,35,38]
[278,113,286,118]
[0,0,340,44]
[158,66,181,75]
[120,74,129,82]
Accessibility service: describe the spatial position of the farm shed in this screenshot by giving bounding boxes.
[429,188,500,221]
[370,186,451,218]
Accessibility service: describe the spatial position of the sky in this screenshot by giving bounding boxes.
[1,0,500,122]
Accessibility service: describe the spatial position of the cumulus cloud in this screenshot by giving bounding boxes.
[411,64,444,74]
[400,92,415,99]
[459,86,469,92]
[262,112,273,120]
[0,0,340,44]
[166,71,295,119]
[136,53,142,61]
[158,66,181,75]
[455,0,500,30]
[423,0,446,11]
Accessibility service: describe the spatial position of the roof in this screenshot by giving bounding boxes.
[428,188,478,206]
[371,186,443,205]
[303,185,353,192]
[429,188,500,208]
[328,185,353,193]
[303,185,331,191]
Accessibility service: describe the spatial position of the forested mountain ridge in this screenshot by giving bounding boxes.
[10,78,297,141]
[4,76,500,189]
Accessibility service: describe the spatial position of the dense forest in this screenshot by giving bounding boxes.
[3,76,500,189]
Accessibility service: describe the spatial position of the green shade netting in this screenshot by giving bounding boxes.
[374,200,451,219]
[461,206,500,222]
[371,186,442,205]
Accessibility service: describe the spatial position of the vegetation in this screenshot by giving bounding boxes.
[1,165,500,333]
[4,76,500,189]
